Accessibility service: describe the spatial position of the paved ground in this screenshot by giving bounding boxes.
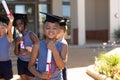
[67,46,97,80]
[10,43,107,80]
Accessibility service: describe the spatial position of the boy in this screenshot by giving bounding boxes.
[28,12,68,80]
[57,18,69,80]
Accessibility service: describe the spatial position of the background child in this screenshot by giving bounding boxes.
[28,12,68,80]
[57,18,69,80]
[13,13,39,80]
[0,15,14,80]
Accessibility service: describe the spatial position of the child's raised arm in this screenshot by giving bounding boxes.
[7,15,14,42]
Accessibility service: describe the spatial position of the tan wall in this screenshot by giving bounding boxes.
[85,0,109,30]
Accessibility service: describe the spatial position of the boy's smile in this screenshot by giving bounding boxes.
[44,22,60,39]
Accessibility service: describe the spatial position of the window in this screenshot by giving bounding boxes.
[39,4,47,13]
[63,0,70,2]
[39,0,46,1]
[62,5,70,17]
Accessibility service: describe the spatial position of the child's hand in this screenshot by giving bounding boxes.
[8,14,14,22]
[15,37,23,45]
[47,41,56,51]
[26,46,32,52]
[40,71,52,79]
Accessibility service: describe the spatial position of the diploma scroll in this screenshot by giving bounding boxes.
[2,0,12,16]
[46,49,52,71]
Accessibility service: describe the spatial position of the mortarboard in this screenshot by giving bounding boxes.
[13,13,27,21]
[59,18,69,27]
[13,13,28,26]
[55,16,69,31]
[40,12,62,23]
[40,12,69,27]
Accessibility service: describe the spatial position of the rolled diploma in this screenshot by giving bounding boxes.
[2,0,10,15]
[46,49,52,71]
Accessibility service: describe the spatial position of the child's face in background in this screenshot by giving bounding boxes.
[57,29,65,40]
[14,19,25,33]
[43,22,60,39]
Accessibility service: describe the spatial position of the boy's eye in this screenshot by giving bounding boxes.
[46,27,50,29]
[53,27,57,29]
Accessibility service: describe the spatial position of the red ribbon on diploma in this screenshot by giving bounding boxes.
[46,62,56,77]
[46,49,56,78]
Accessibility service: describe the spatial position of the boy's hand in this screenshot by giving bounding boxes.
[47,41,56,51]
[40,71,52,79]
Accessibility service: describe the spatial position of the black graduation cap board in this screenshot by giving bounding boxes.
[13,13,27,20]
[40,12,69,26]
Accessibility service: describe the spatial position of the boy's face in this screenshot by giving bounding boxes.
[43,22,60,39]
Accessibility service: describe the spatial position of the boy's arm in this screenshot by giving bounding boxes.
[47,42,68,70]
[28,43,40,77]
[28,42,52,79]
[53,44,68,70]
[7,15,14,42]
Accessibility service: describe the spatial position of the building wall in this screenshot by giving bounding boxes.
[86,0,109,30]
[85,0,96,30]
[109,0,120,41]
[95,0,109,30]
[85,0,109,41]
[2,0,118,45]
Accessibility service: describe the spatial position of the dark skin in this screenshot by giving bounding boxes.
[14,31,39,56]
[14,19,39,80]
[28,22,68,79]
[14,19,39,56]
